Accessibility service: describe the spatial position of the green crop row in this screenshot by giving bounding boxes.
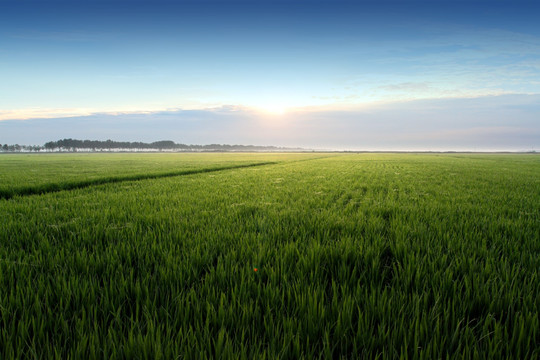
[0,153,539,359]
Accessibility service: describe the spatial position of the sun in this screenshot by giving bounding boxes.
[257,104,288,116]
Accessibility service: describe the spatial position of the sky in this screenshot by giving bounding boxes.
[1,0,539,151]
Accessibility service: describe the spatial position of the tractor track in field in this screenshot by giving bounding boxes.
[0,161,279,201]
[0,155,341,201]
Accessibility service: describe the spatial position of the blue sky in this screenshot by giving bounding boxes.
[1,0,539,150]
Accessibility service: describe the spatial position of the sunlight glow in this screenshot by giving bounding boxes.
[256,104,288,116]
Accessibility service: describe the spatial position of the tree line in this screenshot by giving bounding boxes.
[1,139,300,152]
[2,144,43,152]
[44,139,181,150]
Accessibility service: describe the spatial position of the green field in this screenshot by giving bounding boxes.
[1,153,539,359]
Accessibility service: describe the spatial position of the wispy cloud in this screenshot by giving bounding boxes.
[0,108,95,121]
[378,82,433,93]
[1,94,539,151]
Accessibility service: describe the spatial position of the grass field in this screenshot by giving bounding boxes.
[1,153,539,359]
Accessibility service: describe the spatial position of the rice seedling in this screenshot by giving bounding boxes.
[0,153,538,358]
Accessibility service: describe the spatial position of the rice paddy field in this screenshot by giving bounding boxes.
[0,153,539,359]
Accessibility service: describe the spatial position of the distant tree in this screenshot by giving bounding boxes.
[151,140,176,149]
